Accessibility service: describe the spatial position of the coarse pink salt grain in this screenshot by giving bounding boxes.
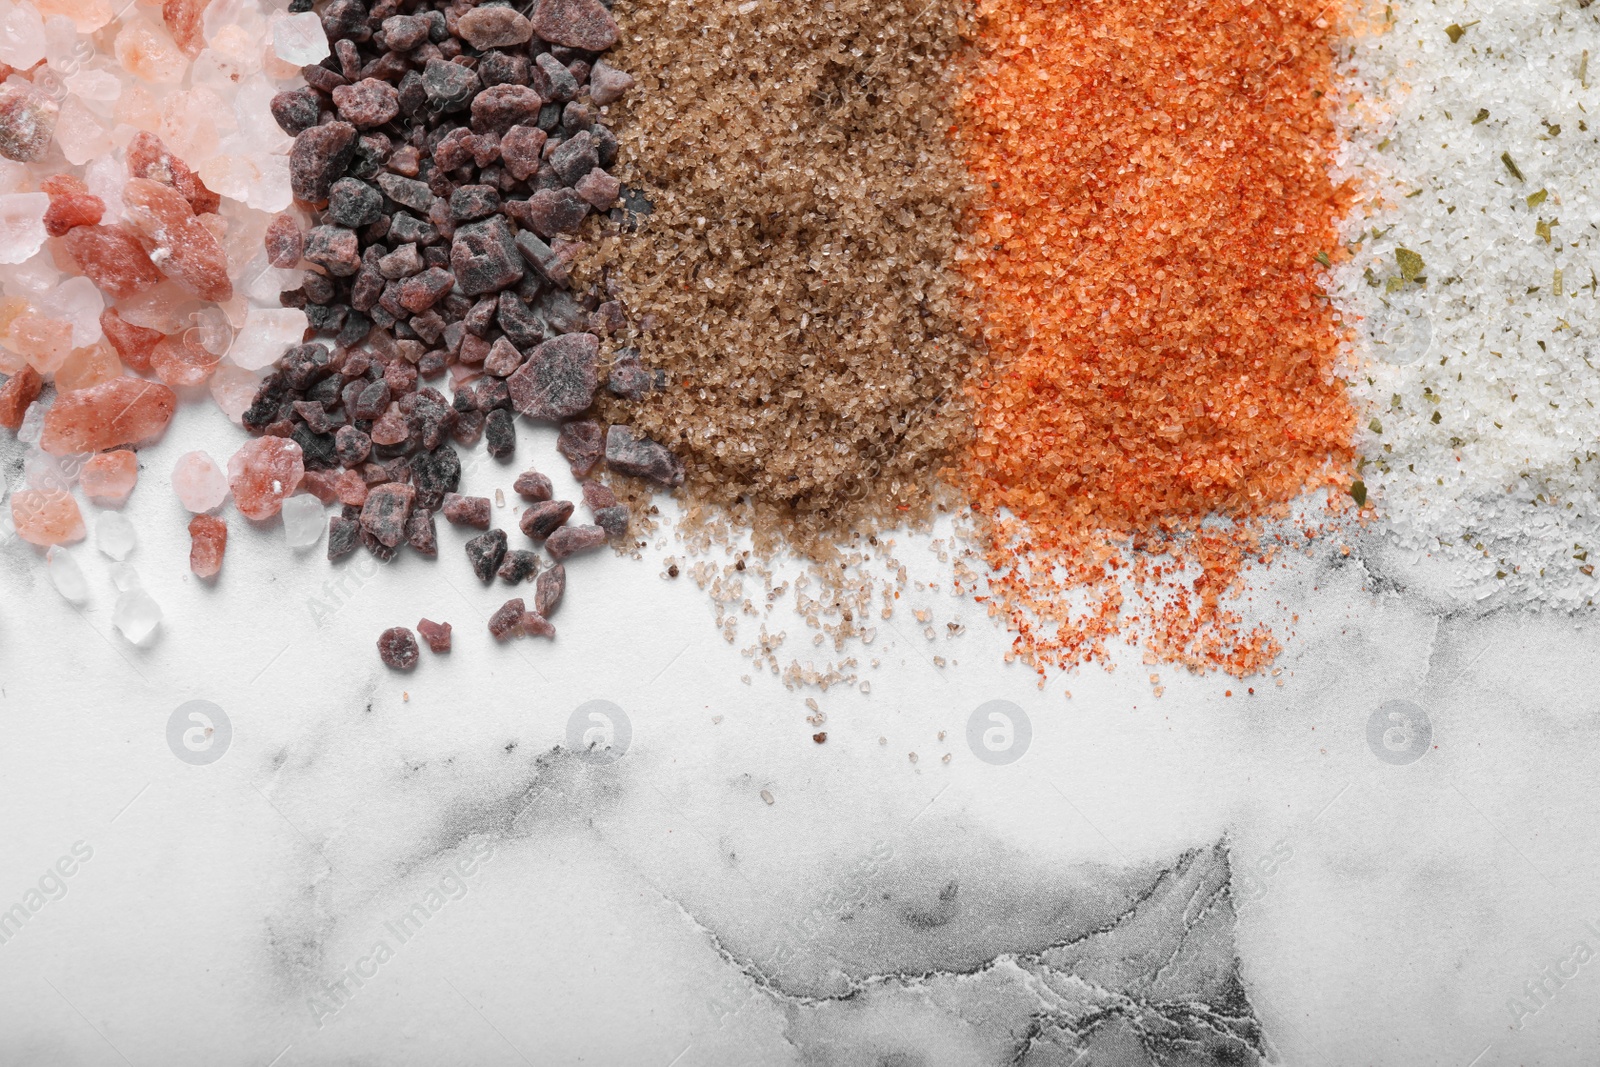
[80,451,139,506]
[227,437,304,520]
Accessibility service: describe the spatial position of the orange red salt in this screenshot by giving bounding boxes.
[958,0,1357,676]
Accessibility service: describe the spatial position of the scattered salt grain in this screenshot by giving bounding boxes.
[112,589,161,645]
[281,493,324,549]
[96,510,135,560]
[172,451,229,512]
[45,545,87,603]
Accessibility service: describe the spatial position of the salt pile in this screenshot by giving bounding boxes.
[1337,0,1600,607]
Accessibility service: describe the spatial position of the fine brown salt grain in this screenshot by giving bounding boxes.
[588,0,980,553]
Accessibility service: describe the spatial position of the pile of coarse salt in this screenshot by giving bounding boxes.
[1335,0,1600,607]
[0,0,326,642]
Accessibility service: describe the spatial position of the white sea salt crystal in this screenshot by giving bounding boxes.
[0,193,49,266]
[113,589,161,645]
[248,153,292,213]
[228,307,309,370]
[64,66,121,104]
[1335,0,1600,607]
[0,254,57,297]
[273,11,329,66]
[97,511,136,561]
[0,1,47,70]
[281,494,324,549]
[109,561,140,592]
[46,546,87,604]
[16,400,44,445]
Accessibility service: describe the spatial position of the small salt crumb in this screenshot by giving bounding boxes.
[760,789,774,805]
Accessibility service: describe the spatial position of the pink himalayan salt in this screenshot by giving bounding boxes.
[0,366,42,429]
[80,451,139,506]
[188,513,226,578]
[11,489,86,546]
[54,344,123,393]
[41,376,177,455]
[172,450,228,512]
[10,311,73,374]
[120,178,232,303]
[150,335,219,387]
[227,437,304,520]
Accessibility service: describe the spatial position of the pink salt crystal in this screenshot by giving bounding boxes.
[41,377,177,455]
[150,334,220,387]
[10,312,73,374]
[114,17,188,85]
[227,436,304,520]
[127,132,221,216]
[100,308,163,372]
[0,366,42,430]
[10,489,86,546]
[65,225,164,299]
[417,618,451,653]
[188,513,226,578]
[121,178,233,303]
[172,450,228,512]
[162,0,210,59]
[40,175,105,238]
[80,451,139,506]
[55,344,123,393]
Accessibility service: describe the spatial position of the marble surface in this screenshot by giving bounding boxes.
[2,402,1598,1066]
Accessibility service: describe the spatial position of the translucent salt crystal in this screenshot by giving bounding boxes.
[234,76,292,154]
[272,11,329,66]
[240,254,297,306]
[197,153,256,205]
[23,447,74,490]
[45,545,88,603]
[208,363,260,425]
[228,307,308,370]
[35,0,113,34]
[64,67,123,105]
[247,150,292,214]
[172,450,228,512]
[0,1,47,69]
[82,155,124,222]
[40,276,104,349]
[110,561,140,592]
[97,510,136,560]
[53,97,111,167]
[112,589,161,645]
[0,255,59,298]
[212,25,264,74]
[281,493,324,549]
[16,400,43,444]
[0,193,49,266]
[204,0,265,45]
[41,14,76,69]
[114,17,187,85]
[187,307,233,356]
